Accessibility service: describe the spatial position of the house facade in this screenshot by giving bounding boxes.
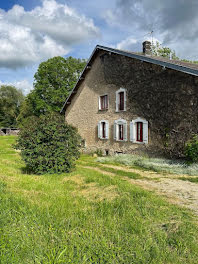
[61,42,198,156]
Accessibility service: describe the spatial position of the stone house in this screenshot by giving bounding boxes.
[61,42,198,156]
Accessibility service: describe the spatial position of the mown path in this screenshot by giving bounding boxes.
[79,160,198,215]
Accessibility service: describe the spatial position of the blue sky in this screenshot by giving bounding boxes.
[0,0,197,94]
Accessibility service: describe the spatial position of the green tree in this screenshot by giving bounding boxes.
[0,85,24,127]
[18,56,86,121]
[152,42,179,60]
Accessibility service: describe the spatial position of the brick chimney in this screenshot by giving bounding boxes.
[143,41,152,56]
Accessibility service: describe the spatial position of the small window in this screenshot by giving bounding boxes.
[118,124,124,140]
[130,118,148,144]
[116,88,126,112]
[81,139,86,147]
[98,120,109,139]
[119,92,124,111]
[136,122,143,142]
[114,119,127,141]
[99,95,108,110]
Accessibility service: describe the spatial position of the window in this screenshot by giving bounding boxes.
[98,120,109,139]
[99,95,108,110]
[114,119,127,141]
[136,122,143,142]
[119,92,124,111]
[130,118,148,144]
[116,88,126,112]
[118,124,124,140]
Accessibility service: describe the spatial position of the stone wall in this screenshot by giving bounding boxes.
[65,51,198,157]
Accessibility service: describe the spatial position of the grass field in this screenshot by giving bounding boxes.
[0,136,198,263]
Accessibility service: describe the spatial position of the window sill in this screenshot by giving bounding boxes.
[99,109,108,111]
[115,139,127,142]
[131,141,146,144]
[115,110,126,113]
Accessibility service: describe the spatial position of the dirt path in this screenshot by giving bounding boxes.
[81,163,198,215]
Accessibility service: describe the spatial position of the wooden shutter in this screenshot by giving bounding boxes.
[98,97,101,110]
[124,90,127,111]
[143,121,148,144]
[105,121,109,139]
[130,122,135,142]
[114,121,117,140]
[98,122,101,139]
[123,121,127,141]
[106,95,108,109]
[115,92,118,112]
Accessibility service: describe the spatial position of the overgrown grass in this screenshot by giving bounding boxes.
[179,177,198,183]
[0,136,198,263]
[97,154,198,176]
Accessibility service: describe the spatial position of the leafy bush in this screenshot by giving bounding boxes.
[15,113,81,174]
[185,135,198,163]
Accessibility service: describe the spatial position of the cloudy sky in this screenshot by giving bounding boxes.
[0,0,197,94]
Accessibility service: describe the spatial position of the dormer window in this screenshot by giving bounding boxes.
[99,95,108,110]
[116,88,126,112]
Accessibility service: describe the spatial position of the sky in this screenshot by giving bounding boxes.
[0,0,198,95]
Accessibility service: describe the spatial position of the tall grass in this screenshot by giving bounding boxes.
[97,154,198,176]
[0,136,198,263]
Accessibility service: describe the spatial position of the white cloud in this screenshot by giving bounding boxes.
[116,37,138,50]
[104,0,198,59]
[115,35,161,53]
[0,79,32,95]
[0,0,100,69]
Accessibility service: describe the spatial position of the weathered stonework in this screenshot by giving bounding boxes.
[65,50,198,157]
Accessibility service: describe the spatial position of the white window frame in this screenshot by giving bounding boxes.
[115,88,126,112]
[130,117,148,144]
[98,120,109,139]
[99,94,109,111]
[114,119,127,141]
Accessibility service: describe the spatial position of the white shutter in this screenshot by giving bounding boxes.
[98,96,101,110]
[115,91,118,112]
[124,90,127,111]
[98,122,101,139]
[114,121,117,140]
[123,121,127,141]
[143,121,148,144]
[105,121,109,139]
[130,122,134,142]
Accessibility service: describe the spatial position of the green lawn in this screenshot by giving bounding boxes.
[0,136,198,263]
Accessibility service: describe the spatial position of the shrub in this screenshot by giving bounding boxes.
[185,135,198,163]
[15,113,81,174]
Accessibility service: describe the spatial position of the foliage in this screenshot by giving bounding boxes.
[17,56,86,122]
[0,85,24,127]
[94,149,103,157]
[185,135,198,163]
[152,41,179,59]
[1,137,198,263]
[15,113,81,174]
